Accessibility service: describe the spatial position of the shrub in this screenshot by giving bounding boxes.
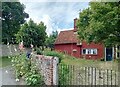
[25,62,44,86]
[11,53,44,85]
[43,51,63,63]
[36,48,43,55]
[11,54,29,79]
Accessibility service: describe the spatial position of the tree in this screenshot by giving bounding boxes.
[2,2,29,44]
[15,19,47,48]
[77,2,120,46]
[45,31,58,50]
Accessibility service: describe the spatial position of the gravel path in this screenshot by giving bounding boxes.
[0,66,25,86]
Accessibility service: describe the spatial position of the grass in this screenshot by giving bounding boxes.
[61,56,118,70]
[43,49,118,70]
[0,56,11,68]
[64,54,118,70]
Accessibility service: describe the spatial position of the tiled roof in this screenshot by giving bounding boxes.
[54,30,79,44]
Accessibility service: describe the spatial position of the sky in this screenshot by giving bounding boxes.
[19,0,90,36]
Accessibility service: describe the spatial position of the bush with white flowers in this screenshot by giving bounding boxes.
[11,53,44,85]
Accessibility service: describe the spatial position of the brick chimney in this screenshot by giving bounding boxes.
[74,18,77,32]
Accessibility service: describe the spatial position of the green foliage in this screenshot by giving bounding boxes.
[59,64,70,85]
[45,31,58,50]
[77,2,120,46]
[16,19,47,47]
[11,53,44,85]
[25,61,44,86]
[43,51,63,63]
[2,2,29,44]
[35,48,43,55]
[11,54,29,78]
[0,56,11,68]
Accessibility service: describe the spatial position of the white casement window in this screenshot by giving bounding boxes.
[82,49,97,55]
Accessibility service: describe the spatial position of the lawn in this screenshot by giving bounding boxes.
[61,55,118,70]
[0,56,11,68]
[43,49,118,70]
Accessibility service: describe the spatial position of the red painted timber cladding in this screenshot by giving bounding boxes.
[80,41,104,59]
[54,42,104,59]
[54,43,80,57]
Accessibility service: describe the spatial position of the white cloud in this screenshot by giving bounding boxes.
[41,14,54,36]
[57,28,73,34]
[20,0,92,2]
[20,1,89,35]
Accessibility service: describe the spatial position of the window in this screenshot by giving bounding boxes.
[82,49,97,55]
[117,46,120,58]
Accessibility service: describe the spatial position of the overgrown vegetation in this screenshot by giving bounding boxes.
[43,49,118,70]
[43,50,63,63]
[24,61,44,85]
[35,47,43,55]
[59,64,70,85]
[11,54,44,85]
[11,54,29,78]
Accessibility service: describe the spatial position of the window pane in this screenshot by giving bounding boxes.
[88,49,91,54]
[83,49,86,54]
[91,49,94,54]
[93,49,97,54]
[86,49,88,54]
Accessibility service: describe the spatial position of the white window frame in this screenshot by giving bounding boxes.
[117,46,120,59]
[82,48,97,55]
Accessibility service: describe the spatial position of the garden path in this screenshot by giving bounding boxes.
[0,66,25,86]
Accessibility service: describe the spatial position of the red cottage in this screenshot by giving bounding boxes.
[54,18,120,61]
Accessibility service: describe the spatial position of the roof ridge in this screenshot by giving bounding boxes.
[60,29,74,32]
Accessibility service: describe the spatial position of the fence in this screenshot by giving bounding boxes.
[58,64,119,86]
[32,54,119,86]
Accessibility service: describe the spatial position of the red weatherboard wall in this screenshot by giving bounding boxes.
[54,42,105,59]
[54,43,80,58]
[80,41,105,59]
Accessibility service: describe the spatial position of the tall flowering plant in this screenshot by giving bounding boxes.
[19,41,25,53]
